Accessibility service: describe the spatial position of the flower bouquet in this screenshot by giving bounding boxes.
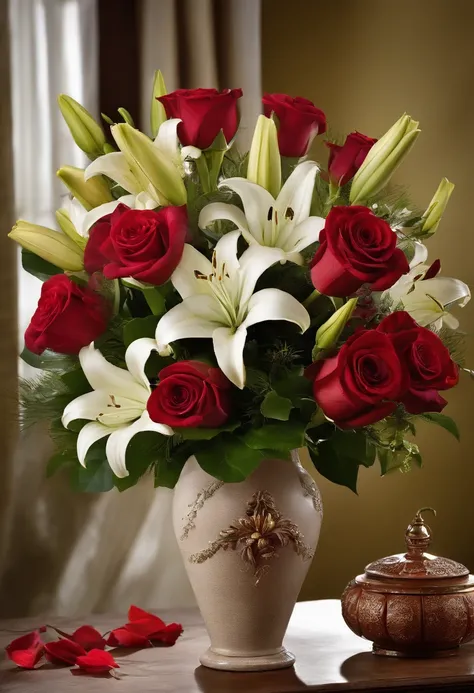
[12,74,470,670]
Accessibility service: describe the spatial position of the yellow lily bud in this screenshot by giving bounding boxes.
[350,114,420,204]
[247,115,281,198]
[57,94,106,159]
[55,209,87,249]
[419,178,455,237]
[57,166,113,211]
[313,298,357,359]
[9,221,84,271]
[150,70,167,138]
[111,123,187,206]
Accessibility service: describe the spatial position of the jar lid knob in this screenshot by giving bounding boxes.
[405,507,436,556]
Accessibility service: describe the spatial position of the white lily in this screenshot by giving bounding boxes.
[155,230,310,388]
[382,256,470,330]
[85,119,198,208]
[198,161,325,264]
[62,342,173,478]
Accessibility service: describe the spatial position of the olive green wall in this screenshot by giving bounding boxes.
[262,0,474,600]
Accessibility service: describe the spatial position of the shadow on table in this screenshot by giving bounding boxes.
[195,664,310,692]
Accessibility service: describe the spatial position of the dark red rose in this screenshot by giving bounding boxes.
[158,88,243,149]
[310,206,409,297]
[24,275,108,355]
[326,131,377,187]
[377,311,458,414]
[306,329,406,428]
[262,93,326,157]
[85,204,188,286]
[147,361,232,428]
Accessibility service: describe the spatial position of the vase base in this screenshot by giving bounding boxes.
[200,647,295,671]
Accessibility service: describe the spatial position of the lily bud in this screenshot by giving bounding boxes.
[350,114,420,204]
[419,178,454,237]
[55,209,87,249]
[57,94,106,159]
[111,123,187,206]
[9,221,84,271]
[57,166,113,211]
[247,115,281,198]
[312,297,357,359]
[150,70,167,138]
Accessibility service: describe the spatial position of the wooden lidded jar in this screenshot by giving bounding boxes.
[342,508,474,657]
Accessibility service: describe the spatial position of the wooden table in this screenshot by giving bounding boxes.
[1,600,474,692]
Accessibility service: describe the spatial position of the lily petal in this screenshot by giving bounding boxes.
[214,229,241,275]
[171,244,213,299]
[243,288,310,333]
[198,203,251,243]
[275,161,318,227]
[62,391,113,428]
[237,245,286,309]
[81,199,132,237]
[409,241,428,268]
[423,277,471,309]
[76,421,110,467]
[154,118,181,167]
[212,325,247,389]
[219,178,274,244]
[279,216,325,254]
[156,295,226,345]
[79,344,148,402]
[105,412,173,478]
[125,337,159,391]
[85,152,142,195]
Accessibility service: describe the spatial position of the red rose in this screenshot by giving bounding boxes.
[85,204,187,286]
[310,206,409,297]
[147,361,232,428]
[307,329,406,428]
[25,275,108,355]
[377,312,458,414]
[326,131,377,187]
[158,88,243,149]
[262,93,327,157]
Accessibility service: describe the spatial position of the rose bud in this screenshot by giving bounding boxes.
[158,88,243,149]
[326,131,377,188]
[262,93,326,157]
[310,206,409,297]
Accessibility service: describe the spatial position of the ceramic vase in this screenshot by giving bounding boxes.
[172,450,323,671]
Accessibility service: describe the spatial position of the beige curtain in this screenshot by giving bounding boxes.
[261,0,474,600]
[0,0,262,618]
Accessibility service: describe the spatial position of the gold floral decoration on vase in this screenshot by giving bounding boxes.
[189,490,314,583]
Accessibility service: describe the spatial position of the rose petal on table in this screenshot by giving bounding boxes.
[44,638,87,665]
[75,648,119,674]
[106,626,151,648]
[5,630,44,669]
[71,625,107,651]
[150,622,183,646]
[127,605,166,632]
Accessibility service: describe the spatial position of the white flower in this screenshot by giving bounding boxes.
[155,230,310,388]
[382,247,470,329]
[62,342,173,478]
[198,161,325,264]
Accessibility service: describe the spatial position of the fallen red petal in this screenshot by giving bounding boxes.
[127,605,166,633]
[150,622,183,646]
[71,625,106,651]
[44,639,86,666]
[75,648,119,674]
[5,631,44,669]
[106,627,151,648]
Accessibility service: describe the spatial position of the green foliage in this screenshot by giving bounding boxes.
[177,422,239,440]
[123,315,159,347]
[21,249,63,281]
[421,412,460,441]
[195,434,264,482]
[20,347,78,372]
[70,440,115,493]
[260,391,293,421]
[242,420,306,452]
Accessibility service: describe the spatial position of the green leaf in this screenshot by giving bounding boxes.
[21,249,63,282]
[308,444,360,493]
[421,412,460,441]
[46,450,76,478]
[178,422,239,440]
[259,448,292,461]
[195,434,263,482]
[378,441,423,475]
[154,444,189,488]
[260,391,293,421]
[113,431,159,492]
[242,421,306,452]
[20,346,78,372]
[70,441,115,493]
[123,315,160,348]
[60,368,90,394]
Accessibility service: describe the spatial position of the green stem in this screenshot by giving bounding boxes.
[143,288,165,316]
[303,289,321,309]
